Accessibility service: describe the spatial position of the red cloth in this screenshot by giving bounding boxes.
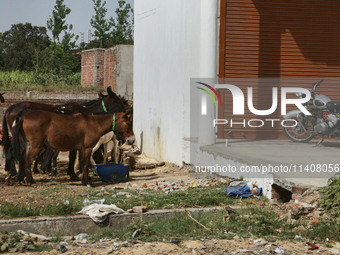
[306,242,319,250]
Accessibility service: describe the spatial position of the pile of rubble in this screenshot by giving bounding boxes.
[112,179,222,194]
[0,230,49,253]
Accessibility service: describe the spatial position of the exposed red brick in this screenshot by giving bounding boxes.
[291,186,308,195]
[271,191,280,199]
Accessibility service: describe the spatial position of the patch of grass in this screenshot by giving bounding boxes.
[86,185,235,211]
[0,70,100,92]
[0,198,83,218]
[37,185,72,198]
[319,177,340,217]
[89,206,340,244]
[50,236,63,244]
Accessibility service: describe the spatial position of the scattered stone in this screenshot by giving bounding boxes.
[254,239,267,246]
[76,233,88,240]
[133,206,147,213]
[127,209,134,213]
[229,181,247,187]
[17,230,51,241]
[131,183,139,190]
[100,237,111,242]
[140,183,147,188]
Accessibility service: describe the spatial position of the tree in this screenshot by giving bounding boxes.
[47,0,71,43]
[0,23,50,71]
[110,0,134,45]
[90,0,112,48]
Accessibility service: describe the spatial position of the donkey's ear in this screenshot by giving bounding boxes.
[107,86,117,98]
[0,93,5,103]
[122,109,133,120]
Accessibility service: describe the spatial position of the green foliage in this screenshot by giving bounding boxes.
[110,0,134,45]
[0,23,50,71]
[89,0,133,48]
[90,0,112,48]
[0,70,81,91]
[47,0,78,51]
[47,0,71,43]
[319,177,340,216]
[0,198,83,218]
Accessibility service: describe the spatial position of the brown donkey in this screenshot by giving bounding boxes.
[12,109,134,185]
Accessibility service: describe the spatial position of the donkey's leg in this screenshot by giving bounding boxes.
[17,157,26,183]
[51,151,59,176]
[5,147,17,176]
[103,143,108,164]
[113,136,118,164]
[74,150,80,173]
[25,146,42,185]
[67,150,79,180]
[32,159,40,174]
[90,141,102,166]
[81,148,93,186]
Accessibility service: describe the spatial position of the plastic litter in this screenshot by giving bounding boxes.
[170,238,180,244]
[58,245,67,253]
[189,182,199,188]
[274,246,284,254]
[113,242,119,248]
[76,233,88,240]
[226,182,262,198]
[79,203,124,222]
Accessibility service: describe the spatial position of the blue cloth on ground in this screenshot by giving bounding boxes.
[226,183,262,198]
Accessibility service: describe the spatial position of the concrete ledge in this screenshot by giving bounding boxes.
[0,207,227,237]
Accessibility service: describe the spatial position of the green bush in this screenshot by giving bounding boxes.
[0,70,82,91]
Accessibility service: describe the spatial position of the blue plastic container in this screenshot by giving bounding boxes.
[94,163,130,183]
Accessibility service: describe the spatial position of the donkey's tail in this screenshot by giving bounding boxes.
[12,109,29,163]
[2,109,11,154]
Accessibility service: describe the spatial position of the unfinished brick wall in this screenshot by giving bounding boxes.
[81,49,105,88]
[81,45,133,100]
[104,47,117,92]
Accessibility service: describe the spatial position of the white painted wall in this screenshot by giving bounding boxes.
[134,0,218,165]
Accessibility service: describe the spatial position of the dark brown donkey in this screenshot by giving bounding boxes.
[2,87,126,177]
[12,109,134,185]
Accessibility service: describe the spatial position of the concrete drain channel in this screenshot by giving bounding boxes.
[0,207,226,237]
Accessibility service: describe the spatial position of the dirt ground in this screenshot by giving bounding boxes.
[0,152,192,206]
[0,152,335,254]
[20,238,334,255]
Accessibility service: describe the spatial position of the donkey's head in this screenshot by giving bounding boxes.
[115,109,134,145]
[103,87,126,113]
